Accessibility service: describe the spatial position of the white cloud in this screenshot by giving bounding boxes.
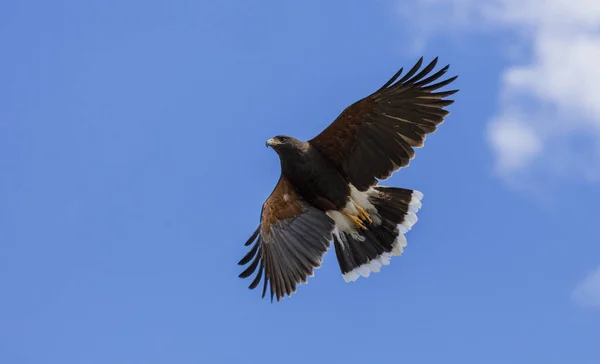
[398,0,600,184]
[487,116,542,173]
[572,266,600,308]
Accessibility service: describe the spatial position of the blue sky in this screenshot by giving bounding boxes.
[1,1,599,363]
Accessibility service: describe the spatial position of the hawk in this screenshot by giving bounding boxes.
[238,57,458,301]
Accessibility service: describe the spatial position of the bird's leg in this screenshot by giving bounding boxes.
[343,212,368,231]
[353,202,373,224]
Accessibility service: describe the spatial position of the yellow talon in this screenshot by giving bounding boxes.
[348,214,368,231]
[354,203,373,224]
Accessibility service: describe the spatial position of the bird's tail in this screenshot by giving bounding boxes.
[333,186,423,283]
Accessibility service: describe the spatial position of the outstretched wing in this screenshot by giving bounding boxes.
[309,57,458,191]
[238,176,334,302]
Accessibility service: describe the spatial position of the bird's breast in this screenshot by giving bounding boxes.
[281,149,349,210]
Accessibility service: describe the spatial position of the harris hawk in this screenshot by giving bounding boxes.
[238,57,458,302]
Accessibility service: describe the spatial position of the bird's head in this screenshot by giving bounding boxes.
[266,135,306,156]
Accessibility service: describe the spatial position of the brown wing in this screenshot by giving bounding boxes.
[309,57,458,191]
[238,176,334,302]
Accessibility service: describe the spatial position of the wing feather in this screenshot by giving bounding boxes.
[309,57,458,190]
[248,258,264,290]
[237,239,260,266]
[239,177,334,302]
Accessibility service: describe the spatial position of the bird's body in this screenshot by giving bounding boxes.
[239,57,459,302]
[275,139,349,211]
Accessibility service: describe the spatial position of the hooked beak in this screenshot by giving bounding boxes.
[266,138,280,148]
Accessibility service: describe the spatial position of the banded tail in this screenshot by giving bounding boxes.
[332,186,423,282]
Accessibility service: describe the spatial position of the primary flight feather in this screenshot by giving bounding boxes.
[238,57,458,302]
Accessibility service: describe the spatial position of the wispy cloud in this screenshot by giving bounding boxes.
[572,266,600,308]
[398,0,600,186]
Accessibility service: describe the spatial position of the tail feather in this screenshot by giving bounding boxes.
[333,186,423,283]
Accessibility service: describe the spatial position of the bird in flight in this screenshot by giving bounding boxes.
[238,57,458,302]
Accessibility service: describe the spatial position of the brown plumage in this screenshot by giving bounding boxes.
[239,57,458,302]
[310,57,457,190]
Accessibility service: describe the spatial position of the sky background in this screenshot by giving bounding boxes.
[1,1,599,363]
